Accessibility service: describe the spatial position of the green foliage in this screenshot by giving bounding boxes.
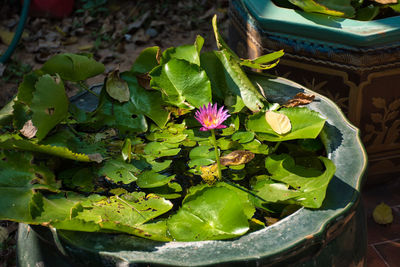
[31,75,69,140]
[252,154,336,208]
[41,53,105,82]
[167,186,249,241]
[247,107,326,141]
[277,0,400,20]
[150,58,212,108]
[0,17,336,242]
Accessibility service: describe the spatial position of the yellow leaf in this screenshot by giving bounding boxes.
[373,202,393,225]
[265,110,291,135]
[78,44,94,51]
[0,27,14,45]
[0,226,8,243]
[200,164,218,184]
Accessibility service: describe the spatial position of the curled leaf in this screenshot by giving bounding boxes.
[373,202,393,225]
[220,150,255,166]
[136,73,151,90]
[284,92,315,108]
[265,111,291,135]
[106,69,130,103]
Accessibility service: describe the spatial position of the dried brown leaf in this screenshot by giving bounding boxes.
[136,73,151,90]
[284,92,315,107]
[220,150,255,166]
[372,0,397,3]
[20,120,38,139]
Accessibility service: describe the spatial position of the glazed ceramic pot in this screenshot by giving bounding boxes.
[17,74,368,267]
[229,0,400,185]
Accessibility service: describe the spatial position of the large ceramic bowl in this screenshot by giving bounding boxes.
[17,74,368,267]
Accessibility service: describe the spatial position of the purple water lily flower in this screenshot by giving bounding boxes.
[195,103,230,131]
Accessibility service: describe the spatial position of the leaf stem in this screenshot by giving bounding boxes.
[210,129,222,180]
[78,81,99,98]
[66,121,80,136]
[221,177,267,202]
[272,141,281,153]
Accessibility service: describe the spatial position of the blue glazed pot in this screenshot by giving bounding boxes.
[236,0,400,47]
[17,74,368,266]
[229,0,400,184]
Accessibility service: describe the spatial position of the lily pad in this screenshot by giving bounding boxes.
[150,58,212,108]
[31,74,69,140]
[41,53,105,82]
[247,107,326,141]
[99,160,139,184]
[167,186,249,241]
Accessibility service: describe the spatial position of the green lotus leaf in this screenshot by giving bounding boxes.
[150,58,212,108]
[130,46,160,74]
[149,182,182,199]
[200,51,228,101]
[161,35,204,66]
[0,98,16,126]
[99,160,139,184]
[41,53,105,82]
[189,144,215,160]
[0,151,60,222]
[70,168,95,192]
[217,137,236,150]
[239,50,284,70]
[144,142,181,157]
[221,115,240,136]
[232,131,255,144]
[0,134,100,162]
[214,50,265,112]
[74,192,172,227]
[16,71,40,105]
[247,107,326,141]
[167,186,249,241]
[39,192,173,241]
[91,89,148,134]
[136,171,175,188]
[121,72,170,128]
[31,74,69,140]
[145,158,172,172]
[255,153,336,208]
[240,139,270,155]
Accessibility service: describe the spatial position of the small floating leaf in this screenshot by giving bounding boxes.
[265,110,291,135]
[220,150,255,166]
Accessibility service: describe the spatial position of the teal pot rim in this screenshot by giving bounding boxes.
[42,74,368,266]
[239,0,400,48]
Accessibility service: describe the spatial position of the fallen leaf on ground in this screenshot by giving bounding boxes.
[373,202,393,225]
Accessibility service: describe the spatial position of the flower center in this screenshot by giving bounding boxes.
[203,115,217,127]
